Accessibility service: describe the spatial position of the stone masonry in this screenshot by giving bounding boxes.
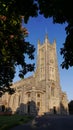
[1,34,69,115]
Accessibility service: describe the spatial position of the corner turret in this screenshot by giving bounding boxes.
[44,33,49,43]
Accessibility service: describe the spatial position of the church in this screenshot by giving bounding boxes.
[1,34,69,115]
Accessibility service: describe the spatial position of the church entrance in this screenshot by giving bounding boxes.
[53,106,56,114]
[27,101,31,114]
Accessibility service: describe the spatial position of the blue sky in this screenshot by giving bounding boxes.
[13,15,73,102]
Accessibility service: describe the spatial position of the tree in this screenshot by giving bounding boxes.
[37,0,73,69]
[68,100,73,115]
[0,0,38,96]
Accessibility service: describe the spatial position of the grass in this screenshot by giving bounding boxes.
[0,114,34,130]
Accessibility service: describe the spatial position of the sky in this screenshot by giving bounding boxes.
[13,15,73,102]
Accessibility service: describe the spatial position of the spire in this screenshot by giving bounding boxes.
[44,33,49,43]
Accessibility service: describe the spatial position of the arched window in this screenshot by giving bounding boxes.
[37,93,40,97]
[51,83,55,97]
[18,95,21,105]
[37,102,40,108]
[51,87,54,96]
[28,93,31,97]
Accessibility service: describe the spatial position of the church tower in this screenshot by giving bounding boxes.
[36,34,60,83]
[35,34,62,114]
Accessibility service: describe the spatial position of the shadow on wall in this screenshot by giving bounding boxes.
[0,100,38,116]
[60,102,68,115]
[15,100,39,116]
[0,105,12,115]
[44,103,68,116]
[0,100,68,116]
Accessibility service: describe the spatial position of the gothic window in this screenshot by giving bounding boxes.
[37,102,40,108]
[18,95,21,105]
[28,101,31,114]
[51,87,55,97]
[49,67,56,81]
[37,93,40,97]
[28,93,31,97]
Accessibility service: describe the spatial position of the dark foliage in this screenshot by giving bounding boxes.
[38,0,73,69]
[68,100,73,115]
[0,0,36,96]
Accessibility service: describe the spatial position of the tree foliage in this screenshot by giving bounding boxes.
[37,0,73,69]
[68,100,73,115]
[0,0,38,96]
[0,0,73,96]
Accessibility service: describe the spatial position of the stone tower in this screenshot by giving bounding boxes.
[0,34,69,115]
[35,34,62,114]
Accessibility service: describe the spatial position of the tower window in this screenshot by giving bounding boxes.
[51,87,55,97]
[37,93,40,97]
[37,102,40,107]
[28,93,31,97]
